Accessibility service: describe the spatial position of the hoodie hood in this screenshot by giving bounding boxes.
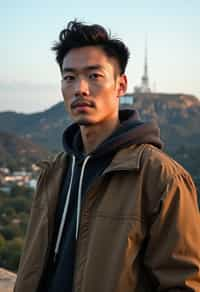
[63,109,163,159]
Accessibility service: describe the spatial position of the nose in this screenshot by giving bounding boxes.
[74,78,89,97]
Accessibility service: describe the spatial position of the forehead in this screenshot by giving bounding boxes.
[62,46,118,72]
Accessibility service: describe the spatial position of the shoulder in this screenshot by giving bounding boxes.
[32,152,69,205]
[36,151,67,170]
[138,144,197,214]
[35,151,68,193]
[140,144,191,180]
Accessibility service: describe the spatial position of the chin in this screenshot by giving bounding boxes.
[76,118,94,126]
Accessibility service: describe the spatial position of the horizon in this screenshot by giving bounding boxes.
[0,0,199,113]
[0,91,198,115]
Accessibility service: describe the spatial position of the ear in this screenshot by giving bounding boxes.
[117,74,128,97]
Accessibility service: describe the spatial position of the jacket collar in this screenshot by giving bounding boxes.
[50,144,146,175]
[38,143,147,177]
[48,144,146,174]
[103,144,146,174]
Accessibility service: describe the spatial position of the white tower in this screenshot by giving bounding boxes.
[140,37,151,93]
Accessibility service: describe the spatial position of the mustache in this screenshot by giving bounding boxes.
[71,98,95,109]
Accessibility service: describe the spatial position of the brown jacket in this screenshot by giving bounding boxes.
[14,144,200,291]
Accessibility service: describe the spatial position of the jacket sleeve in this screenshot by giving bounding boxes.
[14,167,48,292]
[144,171,200,291]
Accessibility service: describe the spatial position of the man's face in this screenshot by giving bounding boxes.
[61,46,127,126]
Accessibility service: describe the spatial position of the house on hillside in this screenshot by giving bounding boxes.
[120,94,134,106]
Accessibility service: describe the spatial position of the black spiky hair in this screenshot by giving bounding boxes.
[52,20,130,74]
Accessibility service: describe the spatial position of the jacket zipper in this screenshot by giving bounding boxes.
[76,155,91,239]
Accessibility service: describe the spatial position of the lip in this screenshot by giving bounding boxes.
[74,103,91,107]
[71,100,94,109]
[72,103,93,113]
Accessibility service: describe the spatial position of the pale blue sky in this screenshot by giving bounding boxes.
[0,0,199,113]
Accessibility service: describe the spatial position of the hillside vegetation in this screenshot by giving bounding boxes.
[0,132,49,170]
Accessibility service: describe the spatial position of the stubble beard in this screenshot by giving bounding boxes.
[77,119,93,126]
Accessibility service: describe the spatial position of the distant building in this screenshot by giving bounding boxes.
[0,167,10,174]
[120,38,152,106]
[134,37,151,94]
[120,94,134,105]
[28,179,37,189]
[0,186,11,193]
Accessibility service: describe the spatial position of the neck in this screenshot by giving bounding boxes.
[80,117,120,154]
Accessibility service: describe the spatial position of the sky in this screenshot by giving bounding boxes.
[0,0,199,113]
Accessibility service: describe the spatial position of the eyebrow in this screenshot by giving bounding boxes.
[62,65,104,73]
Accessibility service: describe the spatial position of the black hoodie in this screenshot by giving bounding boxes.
[39,109,163,292]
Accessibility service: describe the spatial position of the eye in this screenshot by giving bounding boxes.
[63,75,75,82]
[89,73,103,80]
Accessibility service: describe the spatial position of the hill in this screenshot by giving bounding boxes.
[131,93,200,151]
[0,102,71,151]
[0,92,199,151]
[0,132,49,170]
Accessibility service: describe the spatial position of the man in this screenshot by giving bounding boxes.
[14,20,200,291]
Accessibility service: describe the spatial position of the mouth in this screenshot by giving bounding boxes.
[71,100,95,110]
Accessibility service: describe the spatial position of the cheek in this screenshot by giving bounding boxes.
[61,85,72,111]
[61,83,72,100]
[102,85,119,102]
[61,82,68,97]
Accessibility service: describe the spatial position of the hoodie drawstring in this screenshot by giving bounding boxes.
[54,155,76,262]
[54,154,91,262]
[76,155,91,239]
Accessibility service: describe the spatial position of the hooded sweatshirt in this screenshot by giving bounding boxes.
[38,109,163,292]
